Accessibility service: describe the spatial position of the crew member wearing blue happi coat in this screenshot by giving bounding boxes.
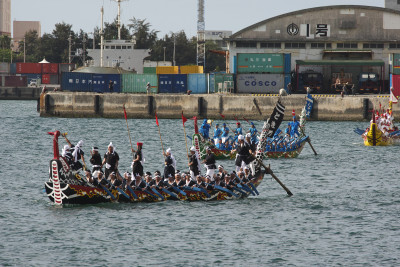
[248,122,258,144]
[213,124,222,145]
[289,116,300,138]
[199,119,211,139]
[233,122,243,142]
[221,123,230,143]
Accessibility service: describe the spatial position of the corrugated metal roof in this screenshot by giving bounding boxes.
[296,60,385,66]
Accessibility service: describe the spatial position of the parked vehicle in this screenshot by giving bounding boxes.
[357,73,379,94]
[297,71,323,93]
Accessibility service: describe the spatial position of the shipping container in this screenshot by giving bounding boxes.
[22,73,42,85]
[143,67,157,74]
[61,72,93,91]
[4,75,28,87]
[59,63,75,73]
[158,74,187,93]
[16,62,42,74]
[392,74,400,97]
[156,66,179,74]
[393,66,400,75]
[0,62,10,74]
[393,53,400,66]
[180,65,204,74]
[237,53,284,74]
[232,56,237,74]
[284,53,291,74]
[41,63,59,74]
[10,63,16,74]
[121,73,158,93]
[209,73,235,93]
[188,74,208,94]
[236,74,284,94]
[92,74,121,93]
[42,74,59,84]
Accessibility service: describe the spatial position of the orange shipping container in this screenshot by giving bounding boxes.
[156,66,179,74]
[180,65,203,74]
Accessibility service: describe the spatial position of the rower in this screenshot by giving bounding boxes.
[215,138,224,150]
[61,134,86,171]
[202,147,217,181]
[217,165,228,180]
[61,144,73,165]
[188,146,201,181]
[93,171,108,188]
[90,146,102,173]
[132,175,146,191]
[109,172,122,188]
[213,124,222,145]
[102,142,119,180]
[84,170,94,184]
[175,170,186,187]
[248,122,258,144]
[163,148,176,180]
[185,174,197,187]
[234,122,243,142]
[131,142,144,178]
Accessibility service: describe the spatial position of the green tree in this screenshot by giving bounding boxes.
[104,18,130,40]
[205,40,227,73]
[127,17,158,49]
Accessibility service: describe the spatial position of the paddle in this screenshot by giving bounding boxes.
[172,186,187,196]
[248,182,259,195]
[115,187,131,200]
[161,188,179,199]
[233,173,256,196]
[100,184,116,200]
[214,184,239,198]
[300,127,317,155]
[253,157,293,196]
[126,185,138,200]
[123,104,135,160]
[182,186,211,198]
[151,188,165,200]
[354,128,365,135]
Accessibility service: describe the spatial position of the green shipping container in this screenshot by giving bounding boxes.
[122,74,158,93]
[209,73,235,93]
[237,53,284,74]
[143,67,156,74]
[393,54,400,74]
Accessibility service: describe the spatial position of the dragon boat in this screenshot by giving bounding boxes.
[44,100,288,205]
[193,94,314,160]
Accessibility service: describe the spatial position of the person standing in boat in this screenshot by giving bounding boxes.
[232,135,251,173]
[202,147,217,181]
[213,124,222,145]
[221,123,230,143]
[289,116,300,138]
[163,148,176,180]
[102,142,119,180]
[245,133,256,175]
[90,146,102,173]
[61,134,86,171]
[131,142,144,178]
[234,122,243,143]
[188,146,201,180]
[247,122,258,144]
[199,119,211,140]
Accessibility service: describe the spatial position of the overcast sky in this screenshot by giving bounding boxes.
[12,0,384,38]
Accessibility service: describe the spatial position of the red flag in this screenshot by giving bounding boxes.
[155,112,159,126]
[292,109,295,116]
[243,116,249,123]
[123,105,128,120]
[182,111,188,125]
[220,113,225,118]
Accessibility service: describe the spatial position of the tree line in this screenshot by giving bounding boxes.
[0,17,226,73]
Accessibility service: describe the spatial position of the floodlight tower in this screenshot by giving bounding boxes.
[197,0,205,68]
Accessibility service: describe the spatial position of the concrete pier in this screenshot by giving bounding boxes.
[0,87,42,100]
[39,92,398,121]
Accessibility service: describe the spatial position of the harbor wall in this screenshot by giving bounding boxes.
[39,92,399,121]
[0,87,42,100]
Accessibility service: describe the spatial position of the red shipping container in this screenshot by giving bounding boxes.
[42,74,50,84]
[392,75,400,97]
[4,76,28,87]
[42,63,59,74]
[16,63,42,74]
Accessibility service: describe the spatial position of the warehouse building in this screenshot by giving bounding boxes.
[226,1,400,93]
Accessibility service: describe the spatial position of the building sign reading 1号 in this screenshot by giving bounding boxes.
[287,23,330,38]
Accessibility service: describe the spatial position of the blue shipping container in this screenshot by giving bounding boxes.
[10,63,16,75]
[158,74,187,93]
[188,74,207,94]
[92,74,121,93]
[284,53,291,74]
[232,56,237,74]
[61,72,93,92]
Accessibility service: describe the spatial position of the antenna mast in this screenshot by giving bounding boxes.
[114,0,128,40]
[197,0,205,69]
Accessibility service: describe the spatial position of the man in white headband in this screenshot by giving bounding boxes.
[163,147,176,181]
[231,134,251,173]
[61,133,85,171]
[188,146,201,180]
[102,142,119,180]
[202,147,217,181]
[90,146,102,173]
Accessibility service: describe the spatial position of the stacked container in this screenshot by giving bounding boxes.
[4,76,27,87]
[17,63,42,86]
[392,53,400,75]
[187,74,208,94]
[156,66,179,74]
[41,63,59,84]
[209,73,235,93]
[235,53,291,94]
[158,74,187,93]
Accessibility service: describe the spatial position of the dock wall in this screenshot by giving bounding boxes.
[39,92,399,121]
[0,87,42,100]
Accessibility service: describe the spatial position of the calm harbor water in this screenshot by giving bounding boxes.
[0,100,399,266]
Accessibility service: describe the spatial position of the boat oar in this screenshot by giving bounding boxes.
[144,189,159,200]
[254,157,293,196]
[126,185,138,200]
[233,173,255,196]
[100,184,116,200]
[300,128,317,155]
[248,182,259,195]
[161,188,179,200]
[232,186,247,196]
[183,186,211,198]
[214,185,239,198]
[151,188,165,200]
[172,186,187,196]
[115,187,131,200]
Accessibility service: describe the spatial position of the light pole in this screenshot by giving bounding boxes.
[173,34,176,66]
[23,37,26,63]
[163,47,166,62]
